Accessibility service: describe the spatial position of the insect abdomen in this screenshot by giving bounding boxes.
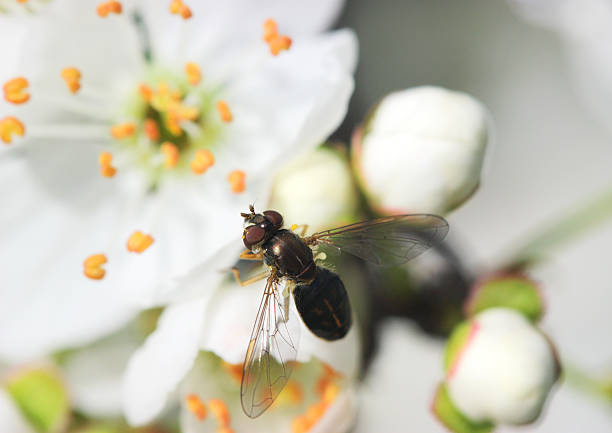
[293,267,351,341]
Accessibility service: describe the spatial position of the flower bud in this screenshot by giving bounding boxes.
[269,147,359,231]
[353,86,489,214]
[438,308,560,430]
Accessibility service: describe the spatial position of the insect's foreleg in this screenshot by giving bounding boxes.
[239,249,265,261]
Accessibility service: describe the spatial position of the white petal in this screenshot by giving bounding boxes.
[310,386,358,433]
[122,298,207,426]
[63,329,141,418]
[142,0,345,66]
[0,389,35,433]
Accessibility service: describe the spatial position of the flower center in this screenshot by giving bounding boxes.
[109,64,228,188]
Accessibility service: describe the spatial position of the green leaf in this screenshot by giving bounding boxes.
[6,367,70,433]
[432,384,494,433]
[466,274,543,322]
[508,187,612,269]
[444,321,472,374]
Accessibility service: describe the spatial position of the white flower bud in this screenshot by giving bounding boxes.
[354,86,489,214]
[446,308,559,425]
[269,147,358,231]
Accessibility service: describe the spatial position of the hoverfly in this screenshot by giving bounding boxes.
[234,205,449,418]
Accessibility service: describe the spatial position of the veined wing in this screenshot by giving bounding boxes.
[240,274,300,418]
[306,214,449,266]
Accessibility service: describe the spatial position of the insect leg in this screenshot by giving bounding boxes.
[232,268,269,286]
[239,249,265,261]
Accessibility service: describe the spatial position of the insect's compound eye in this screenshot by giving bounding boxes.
[263,210,283,230]
[243,225,266,249]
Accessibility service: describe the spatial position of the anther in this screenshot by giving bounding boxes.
[169,0,192,19]
[83,254,107,280]
[185,62,201,86]
[3,77,30,104]
[97,1,122,17]
[207,399,230,428]
[126,231,154,253]
[144,118,160,141]
[98,151,117,178]
[227,170,246,193]
[216,100,233,123]
[110,122,136,140]
[185,394,207,421]
[190,149,215,174]
[139,83,153,102]
[263,18,278,42]
[262,19,292,55]
[161,142,180,168]
[61,67,82,94]
[0,116,25,144]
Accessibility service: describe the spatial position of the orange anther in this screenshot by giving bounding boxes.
[285,381,304,404]
[169,0,192,19]
[217,428,236,433]
[263,18,278,42]
[161,142,180,168]
[3,77,30,104]
[0,116,25,144]
[268,34,292,56]
[185,394,207,420]
[190,149,214,174]
[185,62,201,86]
[110,122,136,140]
[60,67,82,94]
[292,416,311,433]
[126,231,154,253]
[144,118,160,141]
[98,151,117,178]
[83,254,107,280]
[17,0,28,3]
[227,170,246,193]
[222,362,243,383]
[216,100,233,123]
[208,399,230,427]
[97,1,122,17]
[322,383,340,405]
[139,83,153,102]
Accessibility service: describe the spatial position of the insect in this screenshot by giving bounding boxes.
[235,205,449,418]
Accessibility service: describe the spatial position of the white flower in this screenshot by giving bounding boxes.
[445,308,559,425]
[269,147,359,232]
[353,86,488,215]
[0,0,356,363]
[123,272,361,428]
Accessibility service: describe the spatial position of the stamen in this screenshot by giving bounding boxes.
[126,231,154,253]
[227,170,246,193]
[262,18,278,42]
[0,116,25,144]
[268,35,292,56]
[161,142,180,168]
[97,1,122,17]
[185,62,201,86]
[207,399,230,428]
[185,394,207,421]
[290,224,299,231]
[83,254,107,280]
[98,151,117,178]
[190,149,215,174]
[169,0,192,19]
[139,83,153,102]
[262,18,292,55]
[144,118,160,141]
[110,122,136,140]
[61,67,82,94]
[216,100,233,123]
[3,77,30,104]
[221,362,243,384]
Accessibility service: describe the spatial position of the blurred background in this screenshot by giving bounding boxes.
[332,0,612,431]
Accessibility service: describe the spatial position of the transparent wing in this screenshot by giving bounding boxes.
[240,274,300,418]
[306,214,449,266]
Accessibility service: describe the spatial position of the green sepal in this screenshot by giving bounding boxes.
[466,274,543,322]
[5,367,70,433]
[444,320,472,374]
[432,384,494,433]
